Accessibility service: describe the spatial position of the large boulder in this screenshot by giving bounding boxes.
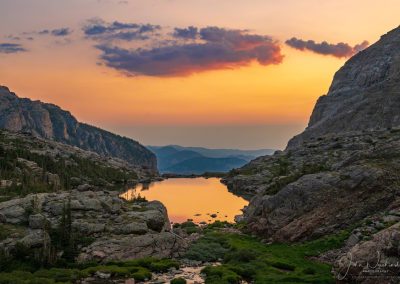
[334,223,400,283]
[0,190,184,262]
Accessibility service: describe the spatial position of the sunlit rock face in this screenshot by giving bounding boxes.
[0,86,157,171]
[288,26,400,149]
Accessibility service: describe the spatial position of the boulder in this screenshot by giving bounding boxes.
[0,190,185,262]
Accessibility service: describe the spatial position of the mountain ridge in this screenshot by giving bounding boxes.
[0,86,157,172]
[223,26,400,281]
[288,26,400,148]
[149,145,274,174]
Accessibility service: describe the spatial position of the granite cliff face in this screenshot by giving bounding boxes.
[288,26,400,148]
[0,86,157,172]
[224,26,400,282]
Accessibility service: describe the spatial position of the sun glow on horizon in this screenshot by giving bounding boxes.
[0,0,399,148]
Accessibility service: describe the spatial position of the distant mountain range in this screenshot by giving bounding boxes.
[148,145,275,174]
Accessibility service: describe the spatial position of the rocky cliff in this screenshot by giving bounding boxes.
[0,86,157,172]
[288,26,400,148]
[224,26,400,282]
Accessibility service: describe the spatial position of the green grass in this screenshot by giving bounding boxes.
[185,229,351,284]
[171,277,187,284]
[0,257,179,283]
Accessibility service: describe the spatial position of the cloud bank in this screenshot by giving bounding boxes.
[94,26,283,76]
[286,37,369,58]
[0,43,27,54]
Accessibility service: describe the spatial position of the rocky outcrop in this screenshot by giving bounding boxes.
[0,86,157,172]
[226,129,400,242]
[0,190,184,262]
[334,223,400,283]
[288,26,400,149]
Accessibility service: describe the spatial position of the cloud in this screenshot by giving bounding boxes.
[95,26,283,76]
[34,28,72,37]
[51,28,72,37]
[285,37,369,58]
[173,26,198,39]
[83,19,160,41]
[0,43,27,54]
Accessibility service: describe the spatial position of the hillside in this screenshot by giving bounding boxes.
[0,86,157,172]
[0,129,154,201]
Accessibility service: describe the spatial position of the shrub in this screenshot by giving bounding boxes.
[180,221,197,228]
[130,267,152,281]
[33,268,85,282]
[270,261,296,271]
[202,266,241,284]
[184,233,229,262]
[171,277,187,284]
[303,267,316,275]
[224,249,258,263]
[149,259,180,272]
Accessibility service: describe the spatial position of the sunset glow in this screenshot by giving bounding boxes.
[1,0,399,149]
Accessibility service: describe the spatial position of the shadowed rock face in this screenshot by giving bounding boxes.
[288,26,400,149]
[223,27,400,280]
[0,86,157,172]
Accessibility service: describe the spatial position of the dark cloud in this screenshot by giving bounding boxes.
[285,37,369,58]
[51,28,71,37]
[173,26,198,39]
[83,20,159,42]
[34,28,71,37]
[0,43,27,54]
[83,21,138,36]
[138,24,160,33]
[95,26,283,76]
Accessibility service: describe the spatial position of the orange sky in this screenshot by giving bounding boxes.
[0,0,399,149]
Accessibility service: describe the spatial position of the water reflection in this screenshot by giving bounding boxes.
[120,178,248,224]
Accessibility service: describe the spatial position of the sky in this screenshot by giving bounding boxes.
[0,0,399,150]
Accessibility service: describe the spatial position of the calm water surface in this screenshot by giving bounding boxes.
[120,178,248,224]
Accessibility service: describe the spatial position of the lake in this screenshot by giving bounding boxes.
[120,178,248,224]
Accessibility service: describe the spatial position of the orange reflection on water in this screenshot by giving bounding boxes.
[120,178,248,224]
